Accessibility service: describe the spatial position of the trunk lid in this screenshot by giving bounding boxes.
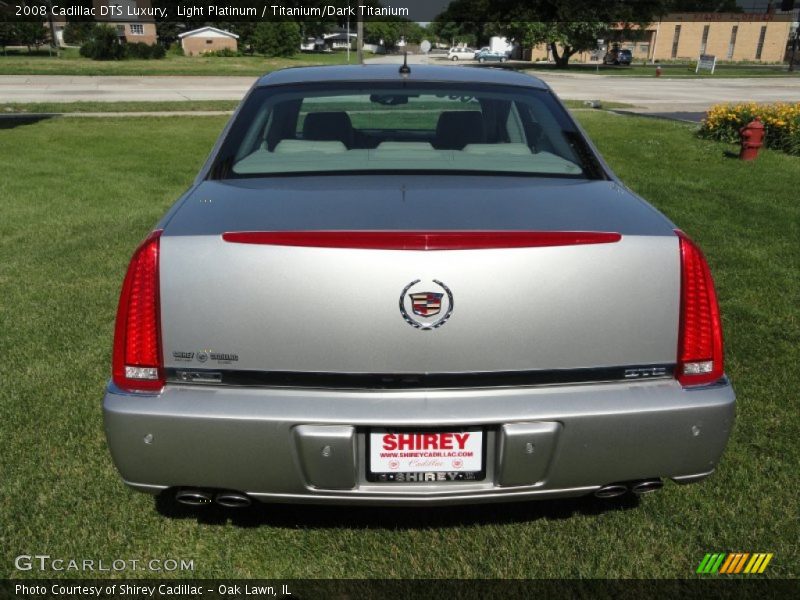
[159,176,679,376]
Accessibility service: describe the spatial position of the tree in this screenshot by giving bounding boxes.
[62,21,94,45]
[79,25,124,60]
[431,0,493,48]
[363,20,424,49]
[251,21,302,57]
[429,20,478,48]
[502,21,608,67]
[15,21,48,52]
[0,21,18,54]
[434,0,678,68]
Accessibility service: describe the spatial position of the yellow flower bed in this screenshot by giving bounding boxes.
[699,102,800,156]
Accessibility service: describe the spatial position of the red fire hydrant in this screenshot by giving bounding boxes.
[739,117,765,161]
[655,65,662,77]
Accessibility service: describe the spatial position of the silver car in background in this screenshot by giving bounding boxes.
[104,65,734,508]
[447,47,477,61]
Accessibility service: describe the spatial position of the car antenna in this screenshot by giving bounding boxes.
[399,50,410,76]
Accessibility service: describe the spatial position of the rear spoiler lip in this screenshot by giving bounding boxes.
[221,230,622,250]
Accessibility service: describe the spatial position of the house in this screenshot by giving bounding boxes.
[322,31,357,51]
[179,26,239,56]
[93,0,158,45]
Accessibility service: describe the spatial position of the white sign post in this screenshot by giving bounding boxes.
[696,54,717,74]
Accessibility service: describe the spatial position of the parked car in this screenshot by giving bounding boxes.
[447,47,476,61]
[105,65,734,508]
[475,49,508,63]
[604,47,633,65]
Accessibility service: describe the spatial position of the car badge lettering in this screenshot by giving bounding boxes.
[399,279,453,330]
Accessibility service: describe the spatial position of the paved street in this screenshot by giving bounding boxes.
[0,74,255,102]
[530,70,800,111]
[1,59,798,112]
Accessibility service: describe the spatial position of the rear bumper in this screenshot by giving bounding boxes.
[103,377,735,506]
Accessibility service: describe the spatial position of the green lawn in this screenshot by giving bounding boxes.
[0,112,797,579]
[0,100,240,114]
[0,48,352,76]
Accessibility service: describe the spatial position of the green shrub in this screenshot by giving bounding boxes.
[124,42,166,59]
[124,42,152,59]
[251,21,301,57]
[79,25,124,60]
[204,47,240,57]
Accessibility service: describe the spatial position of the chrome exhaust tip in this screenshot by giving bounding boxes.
[175,489,213,506]
[594,484,628,499]
[215,491,252,508]
[631,479,663,495]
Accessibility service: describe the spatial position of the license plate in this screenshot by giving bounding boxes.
[367,429,485,483]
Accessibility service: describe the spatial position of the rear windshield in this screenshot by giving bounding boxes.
[209,81,605,179]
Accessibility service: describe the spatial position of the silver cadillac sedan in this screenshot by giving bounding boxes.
[104,65,734,508]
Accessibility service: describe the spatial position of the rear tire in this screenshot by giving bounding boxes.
[500,57,507,63]
[479,57,485,63]
[451,56,458,61]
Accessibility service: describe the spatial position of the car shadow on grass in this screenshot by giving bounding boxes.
[0,114,58,129]
[154,492,640,529]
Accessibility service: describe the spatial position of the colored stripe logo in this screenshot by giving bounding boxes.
[697,553,773,574]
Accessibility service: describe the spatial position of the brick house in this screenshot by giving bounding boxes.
[533,11,794,64]
[179,26,239,56]
[93,0,158,45]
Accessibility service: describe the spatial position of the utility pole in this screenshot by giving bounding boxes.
[356,0,364,64]
[44,0,57,56]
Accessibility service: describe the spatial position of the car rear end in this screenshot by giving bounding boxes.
[103,67,734,507]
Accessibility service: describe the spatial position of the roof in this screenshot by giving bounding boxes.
[178,26,239,40]
[256,65,548,90]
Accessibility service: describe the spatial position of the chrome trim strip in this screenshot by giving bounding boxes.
[165,364,675,390]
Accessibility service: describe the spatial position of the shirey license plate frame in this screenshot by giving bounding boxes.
[365,427,487,484]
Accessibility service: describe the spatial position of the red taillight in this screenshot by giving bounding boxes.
[112,230,164,392]
[676,230,724,387]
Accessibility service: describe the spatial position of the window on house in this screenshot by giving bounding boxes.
[727,25,738,59]
[700,25,710,55]
[130,24,144,35]
[671,25,681,59]
[206,39,213,44]
[755,26,767,60]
